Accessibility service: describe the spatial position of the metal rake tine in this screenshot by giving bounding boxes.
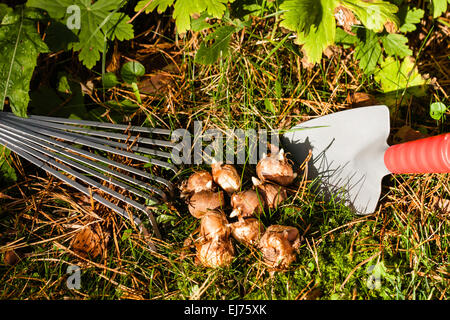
[0,125,161,204]
[1,113,176,154]
[0,118,174,193]
[0,133,162,240]
[28,121,174,159]
[0,132,155,224]
[0,134,161,244]
[1,112,185,163]
[0,112,185,245]
[0,122,170,200]
[26,118,175,163]
[27,113,172,135]
[0,114,178,173]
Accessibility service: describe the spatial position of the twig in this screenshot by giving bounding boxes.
[340,251,381,290]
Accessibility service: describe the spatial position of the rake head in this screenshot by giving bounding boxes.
[0,112,179,242]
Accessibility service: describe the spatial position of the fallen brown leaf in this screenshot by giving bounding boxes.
[323,45,342,59]
[106,41,121,73]
[432,196,450,214]
[301,54,315,70]
[70,224,108,259]
[334,6,360,33]
[139,73,173,94]
[139,63,178,95]
[3,249,21,266]
[384,21,398,34]
[305,288,322,300]
[346,92,379,107]
[393,126,428,144]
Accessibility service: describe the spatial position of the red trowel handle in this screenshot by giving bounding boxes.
[384,133,450,174]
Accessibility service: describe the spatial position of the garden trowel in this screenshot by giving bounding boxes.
[282,105,450,215]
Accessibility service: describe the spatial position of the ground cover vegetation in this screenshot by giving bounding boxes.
[0,0,449,300]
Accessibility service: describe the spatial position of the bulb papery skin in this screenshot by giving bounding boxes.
[200,210,230,241]
[258,225,301,269]
[180,171,215,198]
[230,218,265,246]
[196,238,235,268]
[184,146,301,271]
[211,161,241,194]
[187,190,225,219]
[252,177,287,210]
[256,149,297,186]
[230,189,265,219]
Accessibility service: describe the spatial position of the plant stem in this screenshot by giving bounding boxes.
[132,82,141,104]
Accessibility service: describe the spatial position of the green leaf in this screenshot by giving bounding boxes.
[172,0,201,34]
[0,3,9,20]
[281,0,337,64]
[431,0,449,18]
[201,0,229,18]
[367,261,396,289]
[135,0,175,14]
[335,27,358,46]
[57,74,72,94]
[374,56,428,95]
[354,29,382,74]
[26,0,73,20]
[264,98,276,115]
[120,61,145,103]
[44,21,79,52]
[121,61,146,84]
[156,213,177,225]
[172,0,229,34]
[102,72,120,89]
[0,5,49,117]
[135,0,230,34]
[381,33,412,58]
[191,12,215,32]
[230,1,264,20]
[399,7,424,33]
[27,0,134,69]
[279,0,324,36]
[340,0,399,32]
[275,79,282,99]
[194,25,237,65]
[0,145,17,183]
[430,102,447,120]
[121,228,132,241]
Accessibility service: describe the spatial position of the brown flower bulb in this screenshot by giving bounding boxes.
[187,190,225,219]
[211,160,241,194]
[230,189,265,219]
[258,225,301,269]
[196,238,235,268]
[179,170,215,198]
[256,149,297,186]
[230,217,265,246]
[200,210,230,241]
[252,177,287,210]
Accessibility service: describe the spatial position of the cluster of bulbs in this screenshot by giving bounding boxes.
[179,147,301,270]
